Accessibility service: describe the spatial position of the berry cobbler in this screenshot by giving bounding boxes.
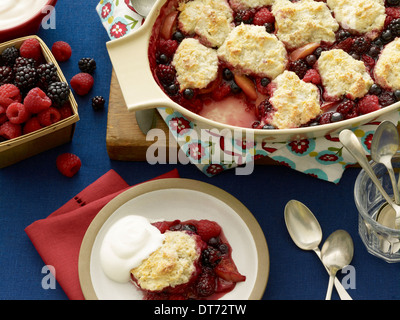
[149,0,400,129]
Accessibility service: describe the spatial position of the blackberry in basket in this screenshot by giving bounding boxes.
[47,81,70,107]
[1,46,19,66]
[37,62,60,89]
[78,58,96,74]
[0,66,14,86]
[13,57,36,73]
[14,65,38,92]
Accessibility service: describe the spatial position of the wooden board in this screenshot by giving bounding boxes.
[106,69,277,165]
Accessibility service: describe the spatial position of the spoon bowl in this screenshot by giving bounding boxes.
[370,121,400,204]
[321,230,354,300]
[130,0,157,17]
[284,200,352,300]
[339,129,400,229]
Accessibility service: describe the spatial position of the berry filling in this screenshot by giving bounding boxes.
[132,219,246,300]
[149,0,400,129]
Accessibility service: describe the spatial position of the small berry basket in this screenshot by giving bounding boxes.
[0,35,79,168]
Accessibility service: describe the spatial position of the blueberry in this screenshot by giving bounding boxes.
[183,88,194,100]
[230,81,242,94]
[167,83,178,95]
[381,30,393,42]
[223,68,234,81]
[394,90,400,101]
[262,124,275,130]
[264,22,274,33]
[157,53,168,64]
[368,46,380,57]
[305,54,317,66]
[260,77,270,87]
[331,112,343,123]
[369,83,382,95]
[172,31,184,42]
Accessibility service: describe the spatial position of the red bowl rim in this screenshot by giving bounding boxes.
[0,0,57,35]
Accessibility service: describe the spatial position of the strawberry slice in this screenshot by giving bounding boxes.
[289,42,320,61]
[160,11,178,39]
[234,74,258,100]
[215,258,246,283]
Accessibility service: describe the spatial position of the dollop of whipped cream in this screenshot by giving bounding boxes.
[100,215,165,283]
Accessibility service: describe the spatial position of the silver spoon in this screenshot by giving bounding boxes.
[130,0,157,17]
[370,121,400,204]
[339,129,400,229]
[321,230,354,300]
[284,200,352,300]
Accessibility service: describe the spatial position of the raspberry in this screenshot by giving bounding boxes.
[333,37,354,53]
[23,117,43,134]
[302,69,321,85]
[56,153,81,177]
[0,84,22,108]
[6,102,30,124]
[357,94,381,114]
[37,107,61,126]
[158,39,179,58]
[78,58,96,74]
[70,73,94,95]
[319,111,334,124]
[0,121,22,140]
[196,220,221,243]
[24,87,52,114]
[20,38,42,62]
[195,269,216,297]
[58,103,73,119]
[386,7,400,19]
[212,83,231,101]
[156,64,176,85]
[253,8,275,26]
[51,41,72,62]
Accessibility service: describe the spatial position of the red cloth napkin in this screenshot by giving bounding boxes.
[25,169,180,300]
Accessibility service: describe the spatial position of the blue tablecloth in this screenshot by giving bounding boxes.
[0,0,399,300]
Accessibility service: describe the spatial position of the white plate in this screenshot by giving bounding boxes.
[78,178,269,300]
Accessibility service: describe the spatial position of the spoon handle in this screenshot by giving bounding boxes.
[325,275,335,300]
[314,248,352,300]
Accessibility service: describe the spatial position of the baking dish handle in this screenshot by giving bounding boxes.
[106,27,173,111]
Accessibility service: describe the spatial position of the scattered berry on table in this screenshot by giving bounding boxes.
[51,41,72,62]
[24,87,52,114]
[19,38,42,62]
[91,96,105,111]
[70,73,94,96]
[78,58,96,74]
[56,153,82,177]
[1,46,19,66]
[46,81,70,107]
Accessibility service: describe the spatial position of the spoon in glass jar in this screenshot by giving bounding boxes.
[370,121,400,204]
[339,129,400,229]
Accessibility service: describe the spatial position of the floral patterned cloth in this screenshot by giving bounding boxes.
[96,0,400,183]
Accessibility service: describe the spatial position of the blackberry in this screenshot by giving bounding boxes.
[1,46,19,66]
[13,57,36,73]
[351,37,370,55]
[234,9,256,24]
[47,81,70,107]
[0,66,14,85]
[388,18,400,37]
[37,62,59,89]
[14,66,38,91]
[379,91,396,107]
[78,58,96,74]
[336,29,351,42]
[91,96,106,111]
[289,59,308,78]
